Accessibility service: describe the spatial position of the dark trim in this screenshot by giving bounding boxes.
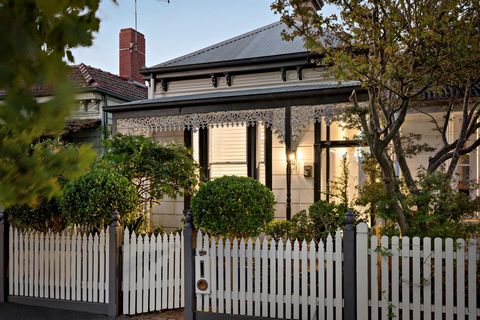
[264,126,273,190]
[105,86,367,115]
[247,124,257,179]
[7,296,109,315]
[183,211,195,320]
[141,52,312,75]
[320,140,363,148]
[108,211,122,317]
[184,129,193,211]
[297,66,303,80]
[161,80,168,92]
[285,106,292,220]
[343,211,357,319]
[211,75,218,88]
[225,73,232,86]
[281,68,287,82]
[196,312,286,320]
[0,209,7,304]
[314,122,321,203]
[150,60,314,82]
[199,128,209,181]
[326,123,331,203]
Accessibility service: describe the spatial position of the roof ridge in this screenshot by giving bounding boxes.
[75,63,146,88]
[77,63,98,86]
[158,21,283,68]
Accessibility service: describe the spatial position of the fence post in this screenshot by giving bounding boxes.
[0,207,7,303]
[343,210,356,320]
[183,210,196,320]
[108,210,122,317]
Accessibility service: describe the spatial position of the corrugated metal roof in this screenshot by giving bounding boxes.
[150,21,307,69]
[109,81,360,109]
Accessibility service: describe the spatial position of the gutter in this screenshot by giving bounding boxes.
[104,85,365,113]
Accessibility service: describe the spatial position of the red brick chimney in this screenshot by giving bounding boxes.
[119,28,145,84]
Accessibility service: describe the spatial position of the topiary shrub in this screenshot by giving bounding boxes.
[60,167,140,230]
[191,176,275,238]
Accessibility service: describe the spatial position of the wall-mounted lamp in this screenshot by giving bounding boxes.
[288,151,304,174]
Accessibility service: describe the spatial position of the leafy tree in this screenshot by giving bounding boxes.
[191,176,275,238]
[272,0,480,235]
[101,134,199,217]
[0,0,100,208]
[60,167,140,230]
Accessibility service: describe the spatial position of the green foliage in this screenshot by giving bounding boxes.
[357,166,480,238]
[101,134,199,213]
[406,171,480,239]
[272,0,480,236]
[308,200,347,239]
[355,152,390,227]
[191,176,275,238]
[60,167,140,230]
[0,0,101,207]
[328,155,351,212]
[264,201,354,242]
[152,224,165,236]
[263,219,295,241]
[6,197,66,233]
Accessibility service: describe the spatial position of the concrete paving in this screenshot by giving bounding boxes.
[0,304,184,320]
[0,303,112,320]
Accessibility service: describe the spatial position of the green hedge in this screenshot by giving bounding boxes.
[191,176,275,238]
[61,167,139,230]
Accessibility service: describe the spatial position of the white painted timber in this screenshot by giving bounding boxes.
[335,232,342,320]
[121,229,184,315]
[402,236,410,320]
[8,227,108,304]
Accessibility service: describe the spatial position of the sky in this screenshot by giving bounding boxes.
[71,0,278,74]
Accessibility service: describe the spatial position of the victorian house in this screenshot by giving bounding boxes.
[105,21,480,229]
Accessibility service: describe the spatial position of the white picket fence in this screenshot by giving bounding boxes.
[7,223,478,319]
[194,231,344,319]
[356,223,479,320]
[8,226,109,303]
[122,229,184,315]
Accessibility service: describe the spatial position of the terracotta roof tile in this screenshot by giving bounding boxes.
[0,64,147,101]
[69,64,147,101]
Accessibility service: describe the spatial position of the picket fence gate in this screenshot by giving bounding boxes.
[8,226,109,303]
[194,231,344,319]
[122,229,184,315]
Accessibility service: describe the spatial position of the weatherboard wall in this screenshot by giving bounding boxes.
[153,68,330,98]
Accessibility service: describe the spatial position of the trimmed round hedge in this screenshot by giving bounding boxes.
[191,176,275,237]
[61,168,139,229]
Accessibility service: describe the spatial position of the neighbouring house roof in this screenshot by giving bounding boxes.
[144,21,308,72]
[0,63,148,101]
[69,64,148,101]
